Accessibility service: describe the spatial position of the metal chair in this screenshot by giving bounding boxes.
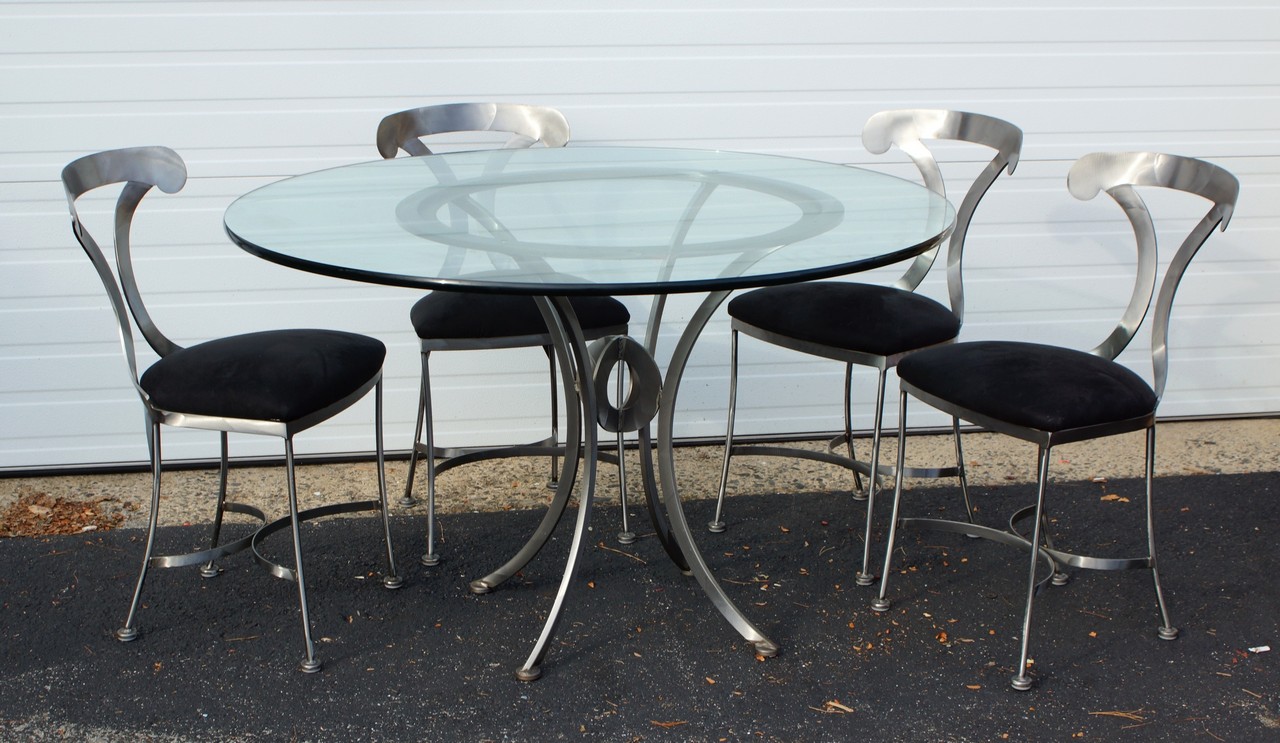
[872,152,1239,690]
[379,103,635,566]
[712,110,1022,587]
[63,146,401,673]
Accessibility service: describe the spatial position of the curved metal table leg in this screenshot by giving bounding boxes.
[468,296,584,593]
[468,446,581,595]
[634,424,690,573]
[515,296,598,681]
[656,290,779,657]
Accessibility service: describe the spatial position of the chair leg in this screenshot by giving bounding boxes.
[1007,449,1066,587]
[284,438,320,674]
[1012,446,1053,691]
[200,431,232,578]
[375,381,403,590]
[118,421,163,643]
[405,351,441,567]
[871,391,910,613]
[709,329,740,533]
[952,417,975,524]
[843,362,869,499]
[1146,427,1178,640]
[1041,511,1071,587]
[855,368,888,586]
[401,352,428,508]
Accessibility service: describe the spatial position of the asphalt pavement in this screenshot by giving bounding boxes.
[2,470,1277,741]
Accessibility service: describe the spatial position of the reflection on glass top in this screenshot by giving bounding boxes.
[224,147,954,295]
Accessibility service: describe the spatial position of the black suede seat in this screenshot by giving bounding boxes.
[727,282,959,357]
[141,329,386,422]
[410,293,630,341]
[897,341,1158,433]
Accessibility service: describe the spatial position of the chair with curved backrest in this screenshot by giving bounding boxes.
[872,152,1239,690]
[63,146,401,673]
[379,103,634,567]
[712,109,1022,587]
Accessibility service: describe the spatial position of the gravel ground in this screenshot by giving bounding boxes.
[2,418,1274,537]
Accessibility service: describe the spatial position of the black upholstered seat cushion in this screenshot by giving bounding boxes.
[139,329,385,423]
[897,341,1158,433]
[727,282,959,357]
[409,292,630,340]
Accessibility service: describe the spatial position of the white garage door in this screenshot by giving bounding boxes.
[1,0,1276,470]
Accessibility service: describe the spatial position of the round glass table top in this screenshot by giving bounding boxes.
[224,146,954,296]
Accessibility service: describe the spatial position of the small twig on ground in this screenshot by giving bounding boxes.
[1088,710,1146,721]
[596,541,647,564]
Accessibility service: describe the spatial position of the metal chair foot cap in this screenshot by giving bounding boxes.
[851,492,869,502]
[707,521,726,533]
[1010,675,1033,691]
[855,572,876,587]
[1051,572,1069,586]
[420,553,440,567]
[1158,626,1179,640]
[199,565,222,579]
[383,575,404,590]
[299,659,322,674]
[115,627,138,643]
[870,598,891,613]
[516,665,542,682]
[469,580,493,595]
[397,498,417,509]
[617,531,636,545]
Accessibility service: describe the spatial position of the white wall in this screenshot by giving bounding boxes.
[2,0,1277,470]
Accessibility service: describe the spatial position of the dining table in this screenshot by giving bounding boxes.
[223,144,955,680]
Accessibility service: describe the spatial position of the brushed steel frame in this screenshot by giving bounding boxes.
[63,146,401,674]
[381,102,638,564]
[872,151,1239,690]
[714,110,1022,588]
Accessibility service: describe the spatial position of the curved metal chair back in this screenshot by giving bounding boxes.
[1067,152,1239,399]
[376,102,571,158]
[862,109,1022,320]
[62,146,188,411]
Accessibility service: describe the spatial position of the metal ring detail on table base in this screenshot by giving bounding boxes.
[588,334,663,434]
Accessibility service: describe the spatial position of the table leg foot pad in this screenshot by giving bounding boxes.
[753,640,780,658]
